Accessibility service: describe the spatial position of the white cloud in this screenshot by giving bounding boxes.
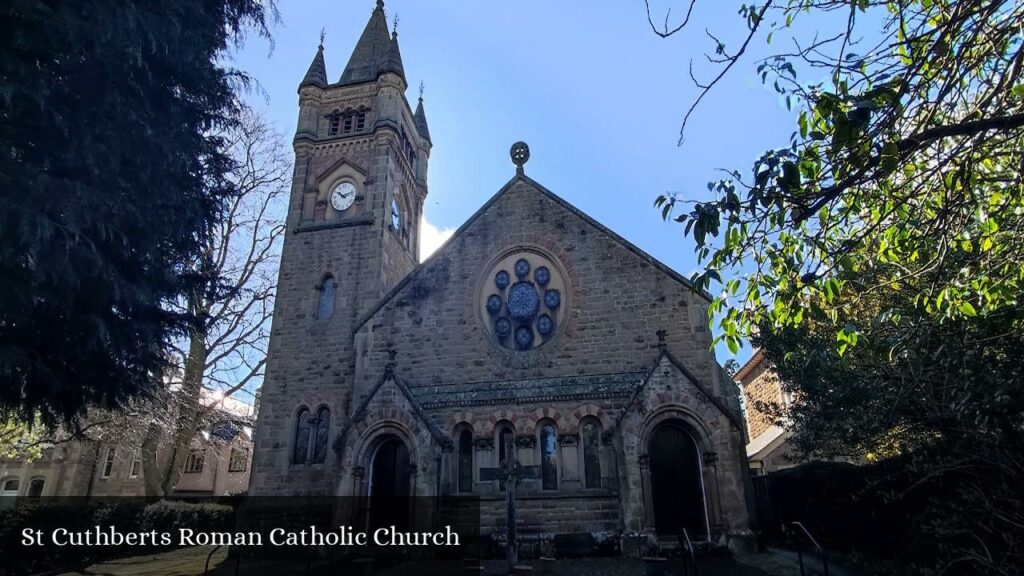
[419,215,455,262]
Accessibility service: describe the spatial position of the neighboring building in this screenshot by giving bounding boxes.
[735,349,796,475]
[249,1,754,551]
[0,391,254,499]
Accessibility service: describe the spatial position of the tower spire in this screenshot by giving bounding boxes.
[299,38,327,89]
[414,87,431,144]
[339,0,405,85]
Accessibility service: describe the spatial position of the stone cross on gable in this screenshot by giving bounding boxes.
[478,433,541,573]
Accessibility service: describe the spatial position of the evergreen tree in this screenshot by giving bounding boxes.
[0,0,273,427]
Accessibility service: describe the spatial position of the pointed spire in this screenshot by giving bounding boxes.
[379,31,406,80]
[414,87,431,144]
[339,1,404,85]
[300,38,327,89]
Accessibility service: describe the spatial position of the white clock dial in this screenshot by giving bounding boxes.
[330,182,356,211]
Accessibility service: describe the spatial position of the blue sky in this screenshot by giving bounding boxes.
[232,0,807,365]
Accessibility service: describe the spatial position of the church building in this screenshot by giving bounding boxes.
[249,1,754,552]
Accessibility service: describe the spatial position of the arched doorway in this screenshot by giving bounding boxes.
[368,436,411,530]
[647,421,708,539]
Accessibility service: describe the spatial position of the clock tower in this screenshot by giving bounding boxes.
[249,0,431,494]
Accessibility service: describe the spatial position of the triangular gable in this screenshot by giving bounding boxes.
[612,349,745,434]
[316,157,367,183]
[355,173,711,333]
[332,366,446,456]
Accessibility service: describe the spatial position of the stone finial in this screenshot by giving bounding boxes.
[510,141,530,176]
[385,346,398,374]
[656,329,668,349]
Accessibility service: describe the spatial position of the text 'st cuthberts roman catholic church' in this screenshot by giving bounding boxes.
[250,0,754,550]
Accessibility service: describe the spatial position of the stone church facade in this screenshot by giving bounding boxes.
[250,0,754,551]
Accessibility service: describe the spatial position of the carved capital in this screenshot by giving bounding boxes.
[352,466,365,478]
[440,438,454,453]
[514,435,536,449]
[638,454,650,469]
[703,451,718,465]
[601,431,614,446]
[558,434,579,447]
[474,437,494,450]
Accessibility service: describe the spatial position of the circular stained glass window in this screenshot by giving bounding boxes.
[544,289,561,309]
[507,281,540,320]
[495,270,510,289]
[514,326,533,348]
[495,318,512,338]
[537,314,553,335]
[534,266,551,286]
[486,294,502,314]
[514,258,531,278]
[479,249,568,351]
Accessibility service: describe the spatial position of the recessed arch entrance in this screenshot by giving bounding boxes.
[647,420,709,539]
[367,435,412,530]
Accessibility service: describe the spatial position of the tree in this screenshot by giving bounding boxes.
[752,255,1024,573]
[0,0,275,427]
[140,108,288,497]
[646,0,1024,354]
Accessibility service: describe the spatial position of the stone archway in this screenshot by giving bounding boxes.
[367,436,412,531]
[647,420,709,539]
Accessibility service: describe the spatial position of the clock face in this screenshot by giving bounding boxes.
[330,182,356,212]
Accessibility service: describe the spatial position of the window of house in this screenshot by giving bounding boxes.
[129,449,142,479]
[184,448,205,474]
[229,447,249,473]
[581,421,601,489]
[27,479,44,498]
[539,424,558,490]
[2,478,20,496]
[457,429,473,493]
[101,447,116,479]
[293,408,311,465]
[317,276,335,320]
[311,406,330,464]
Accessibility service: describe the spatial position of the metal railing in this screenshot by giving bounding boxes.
[678,528,699,576]
[789,521,829,576]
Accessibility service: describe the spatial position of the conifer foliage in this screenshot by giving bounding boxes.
[0,0,273,427]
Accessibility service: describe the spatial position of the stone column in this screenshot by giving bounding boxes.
[351,466,367,530]
[638,454,655,532]
[559,434,581,490]
[702,451,725,536]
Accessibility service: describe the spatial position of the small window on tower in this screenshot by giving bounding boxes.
[391,198,402,231]
[317,276,335,320]
[343,114,354,133]
[356,112,366,131]
[328,114,340,136]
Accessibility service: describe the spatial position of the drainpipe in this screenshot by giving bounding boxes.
[84,441,101,498]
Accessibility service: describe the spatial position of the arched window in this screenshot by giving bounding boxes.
[581,420,601,489]
[317,276,335,320]
[312,406,330,464]
[293,408,311,465]
[457,429,473,493]
[1,478,19,496]
[539,424,558,490]
[27,478,44,498]
[390,197,402,231]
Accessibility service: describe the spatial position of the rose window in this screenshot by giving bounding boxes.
[480,250,566,350]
